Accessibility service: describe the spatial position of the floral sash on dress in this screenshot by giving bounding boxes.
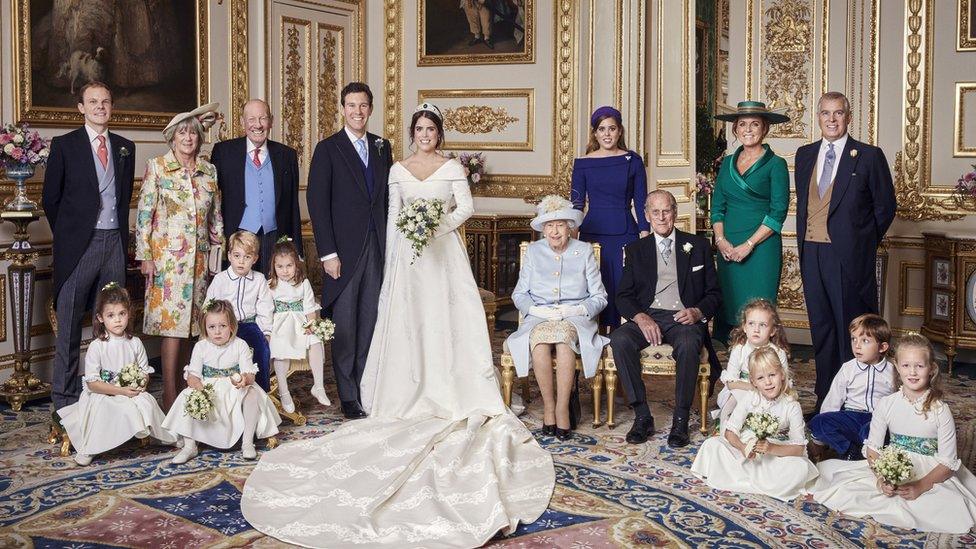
[891,433,937,456]
[274,299,303,313]
[202,363,242,379]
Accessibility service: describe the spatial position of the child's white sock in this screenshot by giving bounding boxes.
[242,389,259,459]
[273,359,294,413]
[308,342,331,406]
[172,438,198,464]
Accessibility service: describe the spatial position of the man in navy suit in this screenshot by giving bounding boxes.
[42,82,136,412]
[211,99,302,276]
[794,92,896,413]
[609,190,722,448]
[306,82,392,419]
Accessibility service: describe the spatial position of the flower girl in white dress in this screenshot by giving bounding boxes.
[692,345,818,501]
[163,300,281,463]
[267,237,331,413]
[811,333,976,533]
[714,299,790,428]
[58,283,175,466]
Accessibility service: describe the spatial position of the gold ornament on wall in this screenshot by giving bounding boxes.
[318,26,342,139]
[443,106,519,134]
[893,152,964,222]
[777,248,805,310]
[282,22,308,165]
[762,0,812,139]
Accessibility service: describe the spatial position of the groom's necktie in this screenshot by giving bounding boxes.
[355,138,368,166]
[818,143,835,199]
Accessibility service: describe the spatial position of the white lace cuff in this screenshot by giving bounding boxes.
[935,455,962,471]
[82,373,103,384]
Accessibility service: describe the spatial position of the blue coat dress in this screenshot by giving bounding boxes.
[571,151,649,328]
[506,239,610,378]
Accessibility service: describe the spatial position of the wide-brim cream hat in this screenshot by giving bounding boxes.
[530,195,584,232]
[162,102,221,139]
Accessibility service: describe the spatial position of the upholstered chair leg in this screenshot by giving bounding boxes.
[591,369,604,427]
[501,362,514,408]
[605,369,618,429]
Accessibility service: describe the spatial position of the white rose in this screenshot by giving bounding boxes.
[11,134,23,144]
[2,143,13,155]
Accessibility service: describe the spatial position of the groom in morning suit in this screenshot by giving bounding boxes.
[306,82,392,419]
[795,92,896,414]
[609,190,721,448]
[211,99,303,276]
[42,82,136,412]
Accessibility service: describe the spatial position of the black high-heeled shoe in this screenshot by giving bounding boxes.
[555,427,572,441]
[542,424,556,436]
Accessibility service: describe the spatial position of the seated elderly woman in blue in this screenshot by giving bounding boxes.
[506,196,609,440]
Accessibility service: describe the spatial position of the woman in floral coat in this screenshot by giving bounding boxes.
[136,103,223,410]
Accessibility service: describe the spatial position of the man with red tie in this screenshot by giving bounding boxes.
[42,82,136,413]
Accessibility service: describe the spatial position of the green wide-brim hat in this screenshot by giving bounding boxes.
[714,101,790,124]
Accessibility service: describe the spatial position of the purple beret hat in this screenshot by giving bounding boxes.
[590,106,622,128]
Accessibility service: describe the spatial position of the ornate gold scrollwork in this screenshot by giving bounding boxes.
[318,28,341,139]
[443,106,519,134]
[282,24,307,164]
[763,0,812,139]
[777,248,805,310]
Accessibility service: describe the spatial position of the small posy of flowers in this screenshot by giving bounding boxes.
[304,318,336,343]
[743,412,780,440]
[184,383,216,421]
[0,123,50,167]
[872,445,915,486]
[453,152,486,184]
[695,172,714,196]
[682,242,693,254]
[956,164,976,199]
[117,363,148,389]
[395,198,446,263]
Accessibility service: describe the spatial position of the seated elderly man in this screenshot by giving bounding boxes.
[506,195,609,441]
[609,189,721,448]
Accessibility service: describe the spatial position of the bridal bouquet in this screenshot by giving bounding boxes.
[395,198,446,263]
[116,363,148,389]
[304,318,336,343]
[872,445,915,486]
[184,384,216,421]
[743,411,780,440]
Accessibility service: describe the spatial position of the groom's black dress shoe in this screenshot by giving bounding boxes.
[341,401,367,419]
[625,415,654,444]
[667,416,690,448]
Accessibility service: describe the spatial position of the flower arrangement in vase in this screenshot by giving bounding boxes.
[0,123,51,211]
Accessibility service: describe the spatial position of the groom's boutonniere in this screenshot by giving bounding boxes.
[119,146,130,158]
[850,149,858,158]
[682,242,693,254]
[374,138,385,155]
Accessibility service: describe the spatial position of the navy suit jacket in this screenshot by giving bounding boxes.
[794,137,896,305]
[306,129,392,307]
[615,230,722,323]
[210,137,303,254]
[42,127,135,300]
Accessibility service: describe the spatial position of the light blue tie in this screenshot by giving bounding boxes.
[660,237,672,265]
[355,138,368,166]
[818,143,835,198]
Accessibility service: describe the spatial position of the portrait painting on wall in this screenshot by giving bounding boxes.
[13,0,208,128]
[419,0,534,66]
[960,0,976,51]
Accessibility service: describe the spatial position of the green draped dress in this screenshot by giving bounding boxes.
[710,144,790,342]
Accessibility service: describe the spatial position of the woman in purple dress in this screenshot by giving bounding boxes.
[571,106,649,329]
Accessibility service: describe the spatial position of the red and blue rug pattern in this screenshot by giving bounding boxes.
[2,352,976,547]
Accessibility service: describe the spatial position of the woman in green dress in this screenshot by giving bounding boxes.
[711,101,790,342]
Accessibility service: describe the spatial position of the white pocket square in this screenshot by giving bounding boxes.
[692,265,704,272]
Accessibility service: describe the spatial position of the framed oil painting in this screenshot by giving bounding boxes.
[12,0,209,128]
[418,0,534,66]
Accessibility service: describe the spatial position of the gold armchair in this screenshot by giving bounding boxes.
[499,242,608,427]
[602,345,710,434]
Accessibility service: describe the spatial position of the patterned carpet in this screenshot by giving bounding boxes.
[2,339,976,548]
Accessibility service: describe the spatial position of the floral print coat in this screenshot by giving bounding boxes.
[136,150,223,337]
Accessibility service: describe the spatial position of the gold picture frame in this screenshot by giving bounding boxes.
[418,0,535,66]
[12,0,209,128]
[417,88,534,151]
[960,0,976,51]
[956,83,976,157]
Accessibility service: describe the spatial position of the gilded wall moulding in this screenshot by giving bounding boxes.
[777,247,805,310]
[281,19,310,167]
[960,0,976,51]
[761,0,812,139]
[956,83,976,157]
[894,152,964,222]
[443,106,519,134]
[317,25,344,140]
[384,0,403,159]
[229,0,249,138]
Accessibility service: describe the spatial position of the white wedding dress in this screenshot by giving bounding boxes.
[241,159,555,548]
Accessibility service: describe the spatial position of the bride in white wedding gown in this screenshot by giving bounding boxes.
[241,104,555,548]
